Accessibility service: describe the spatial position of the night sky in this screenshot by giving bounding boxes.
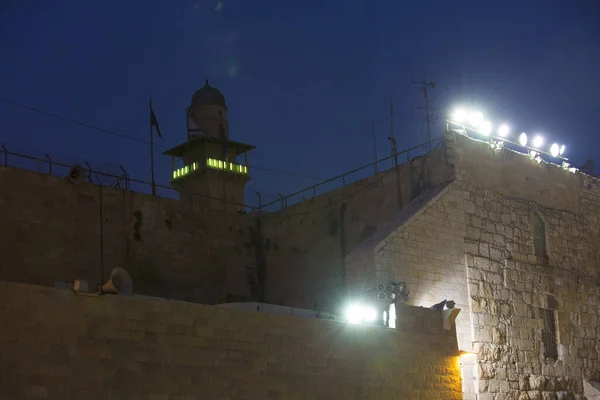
[2,0,599,208]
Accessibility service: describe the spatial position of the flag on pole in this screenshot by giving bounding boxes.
[150,100,163,139]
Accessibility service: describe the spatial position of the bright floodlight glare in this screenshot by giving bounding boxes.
[518,132,528,147]
[452,109,468,123]
[468,112,484,127]
[363,308,377,322]
[480,121,492,136]
[345,304,377,324]
[345,305,363,324]
[559,145,566,156]
[550,143,560,158]
[532,136,544,148]
[498,124,510,137]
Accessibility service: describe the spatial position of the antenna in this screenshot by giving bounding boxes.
[407,51,436,150]
[412,80,436,150]
[372,120,378,174]
[390,102,394,139]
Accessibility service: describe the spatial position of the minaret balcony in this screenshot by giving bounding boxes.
[172,158,249,180]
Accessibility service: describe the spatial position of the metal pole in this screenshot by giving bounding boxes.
[254,191,262,213]
[150,98,156,197]
[388,136,403,211]
[339,203,348,297]
[84,162,92,183]
[372,120,378,174]
[119,165,129,190]
[277,193,285,210]
[99,177,105,284]
[390,102,394,139]
[45,153,52,174]
[424,85,431,151]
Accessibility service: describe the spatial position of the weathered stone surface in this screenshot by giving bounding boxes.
[3,128,600,400]
[0,281,462,400]
[348,134,600,399]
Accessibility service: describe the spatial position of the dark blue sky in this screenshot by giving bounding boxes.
[2,0,599,207]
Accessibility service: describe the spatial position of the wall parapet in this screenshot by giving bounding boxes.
[0,281,462,400]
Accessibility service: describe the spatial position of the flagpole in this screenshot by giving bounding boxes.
[150,98,156,197]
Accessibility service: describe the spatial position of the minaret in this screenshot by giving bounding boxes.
[163,79,255,210]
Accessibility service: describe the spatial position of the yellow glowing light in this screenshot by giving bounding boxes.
[172,158,250,180]
[205,158,249,175]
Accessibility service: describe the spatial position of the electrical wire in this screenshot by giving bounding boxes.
[0,97,331,181]
[0,98,151,145]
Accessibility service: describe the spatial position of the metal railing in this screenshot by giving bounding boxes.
[0,145,257,212]
[259,137,442,212]
[1,137,441,214]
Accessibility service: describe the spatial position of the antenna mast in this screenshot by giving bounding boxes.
[407,51,436,151]
[413,80,436,151]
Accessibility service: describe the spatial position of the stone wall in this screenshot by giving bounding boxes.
[365,132,600,399]
[361,181,475,397]
[261,146,452,313]
[0,281,462,400]
[461,179,598,400]
[448,131,600,397]
[0,166,255,304]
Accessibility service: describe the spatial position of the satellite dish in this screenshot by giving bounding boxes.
[101,267,133,296]
[67,165,86,184]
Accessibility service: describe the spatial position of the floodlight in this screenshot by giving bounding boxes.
[345,305,363,324]
[345,304,377,324]
[452,109,468,123]
[480,121,492,136]
[468,112,484,127]
[518,132,528,147]
[559,145,566,156]
[532,136,544,148]
[363,308,377,322]
[497,124,510,137]
[550,143,560,157]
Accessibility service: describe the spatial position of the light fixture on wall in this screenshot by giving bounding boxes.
[497,124,510,137]
[447,107,569,166]
[518,132,528,147]
[344,304,377,324]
